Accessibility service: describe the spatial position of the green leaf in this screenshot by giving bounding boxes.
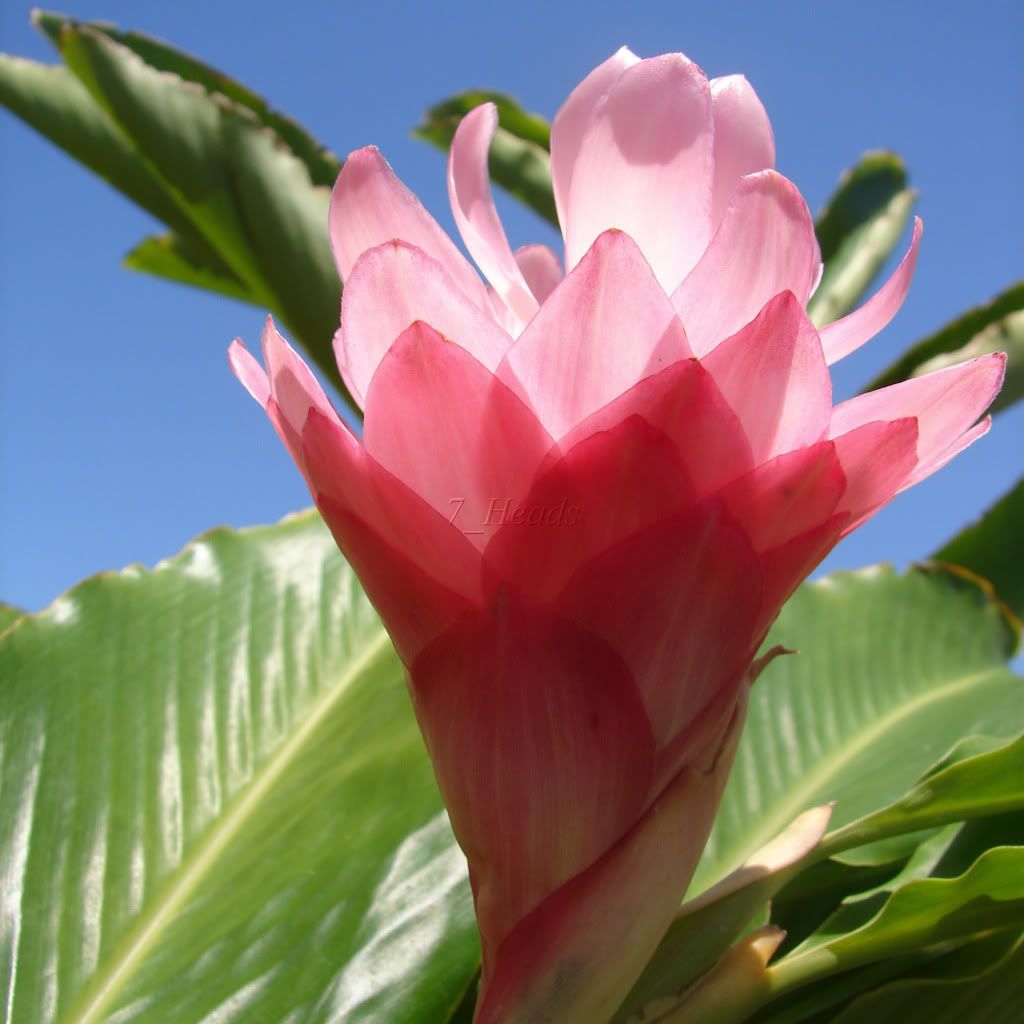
[124,233,255,304]
[819,733,1024,857]
[867,280,1024,396]
[33,9,343,188]
[691,565,1022,895]
[830,931,1024,1022]
[0,510,478,1023]
[807,151,916,326]
[0,601,24,635]
[1,15,348,403]
[770,846,1024,991]
[414,91,558,227]
[934,478,1024,621]
[0,53,190,236]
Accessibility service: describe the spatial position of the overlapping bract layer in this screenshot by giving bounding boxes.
[231,47,1003,1023]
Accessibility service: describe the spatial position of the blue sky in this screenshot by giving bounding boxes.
[1,0,1021,611]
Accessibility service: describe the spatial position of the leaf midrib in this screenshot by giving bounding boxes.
[701,665,1007,890]
[63,625,395,1024]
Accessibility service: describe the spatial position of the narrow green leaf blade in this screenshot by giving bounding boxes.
[33,9,343,188]
[50,21,345,396]
[414,91,557,227]
[807,152,916,326]
[776,846,1024,977]
[0,511,478,1023]
[821,733,1024,857]
[867,280,1024,394]
[830,933,1024,1022]
[124,232,255,304]
[934,478,1024,621]
[0,53,184,232]
[221,110,341,368]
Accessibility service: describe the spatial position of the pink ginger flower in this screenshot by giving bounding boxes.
[230,48,1004,1024]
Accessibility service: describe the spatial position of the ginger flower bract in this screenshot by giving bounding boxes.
[230,47,1004,1024]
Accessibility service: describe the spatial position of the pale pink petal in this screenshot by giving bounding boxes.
[329,146,488,309]
[819,218,923,364]
[484,415,696,606]
[673,171,820,356]
[335,240,513,408]
[228,338,270,407]
[829,353,1005,480]
[710,75,775,228]
[906,416,991,489]
[556,499,762,749]
[831,418,918,530]
[550,46,640,232]
[564,54,714,292]
[702,292,831,462]
[448,104,539,326]
[514,243,563,303]
[259,316,338,440]
[362,321,554,550]
[499,229,692,439]
[410,594,654,968]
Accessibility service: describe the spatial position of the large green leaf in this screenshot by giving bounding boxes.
[867,280,1024,399]
[691,565,1022,895]
[0,510,478,1023]
[414,90,557,227]
[0,602,24,635]
[934,478,1024,620]
[806,152,916,327]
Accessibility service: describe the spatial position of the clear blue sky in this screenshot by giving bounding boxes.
[1,1,1021,611]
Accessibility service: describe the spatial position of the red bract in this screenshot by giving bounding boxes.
[230,47,1003,1023]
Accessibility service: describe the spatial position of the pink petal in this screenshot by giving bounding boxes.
[551,357,755,497]
[702,292,831,462]
[710,74,775,228]
[514,243,563,303]
[564,54,714,292]
[556,499,762,750]
[831,418,919,530]
[483,415,695,605]
[447,104,539,328]
[819,218,923,364]
[300,412,481,664]
[302,406,482,606]
[228,338,270,407]
[499,229,692,439]
[362,321,553,550]
[329,146,488,309]
[473,710,744,1024]
[908,415,991,489]
[335,240,513,409]
[410,593,654,968]
[829,353,1005,483]
[232,317,342,478]
[550,46,639,232]
[718,442,846,553]
[673,171,820,357]
[756,514,847,638]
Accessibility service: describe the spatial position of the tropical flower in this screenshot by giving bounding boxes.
[230,47,1004,1023]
